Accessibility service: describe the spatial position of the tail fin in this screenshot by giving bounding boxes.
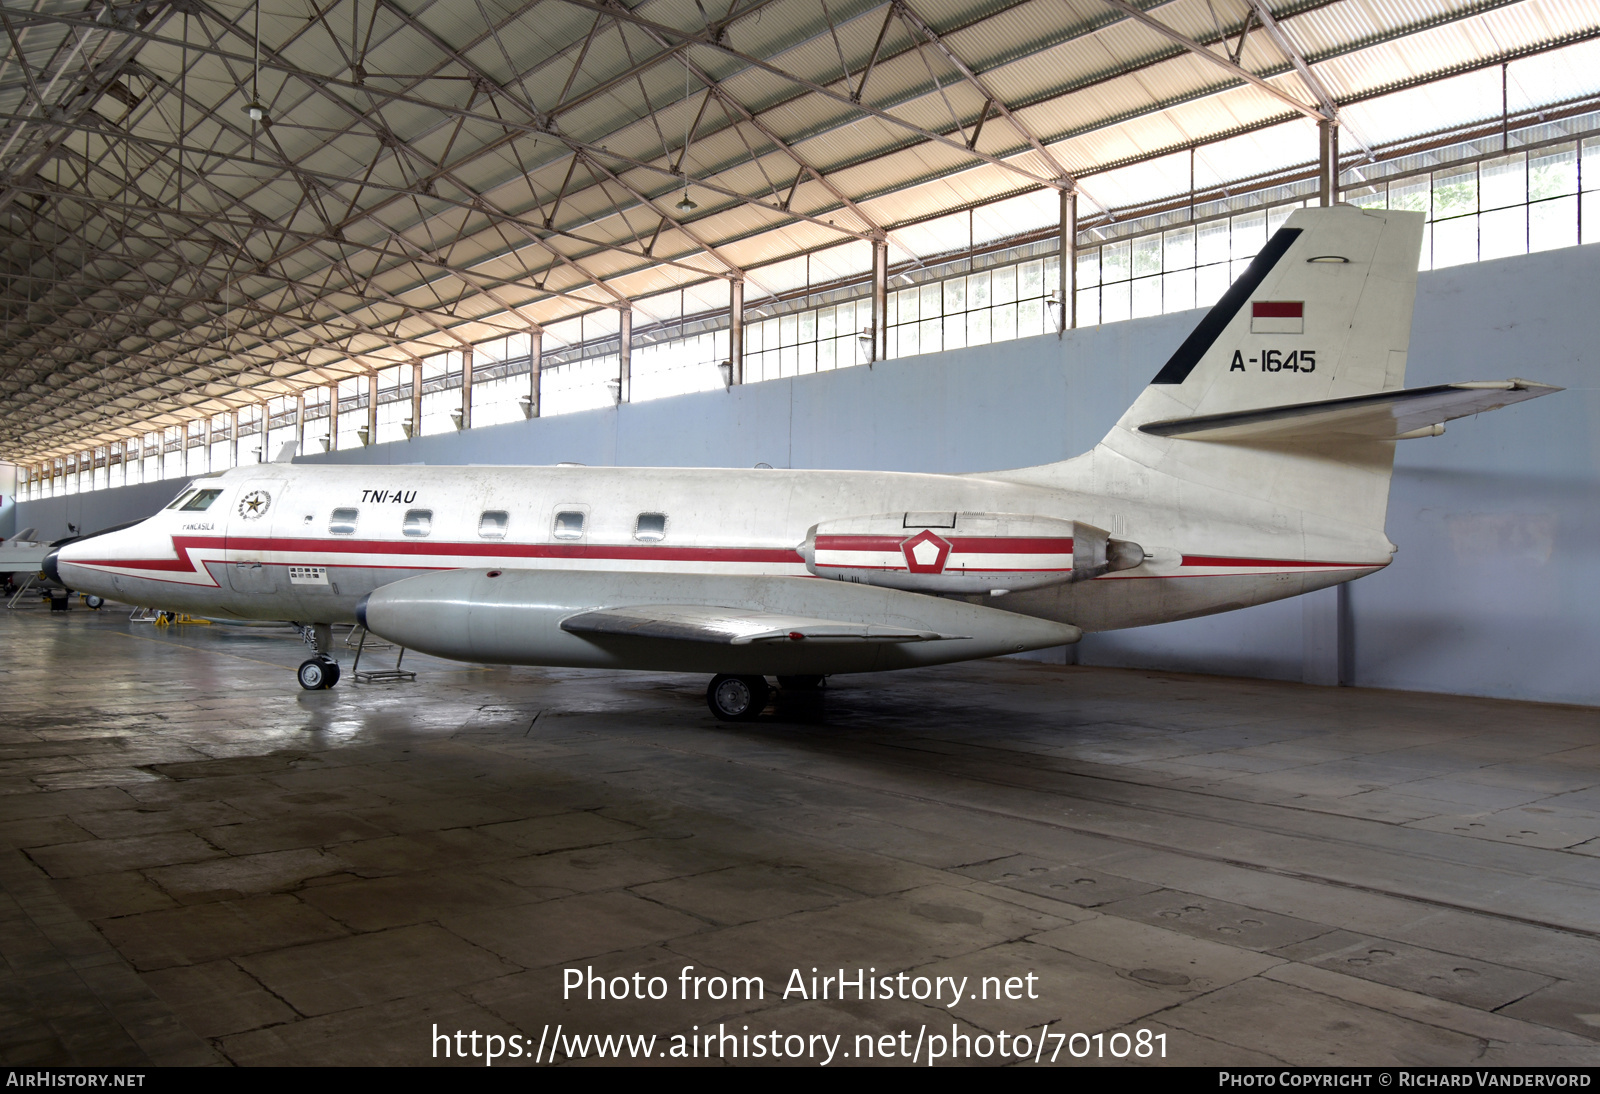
[1098,205,1426,539]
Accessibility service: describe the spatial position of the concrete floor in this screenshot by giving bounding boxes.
[0,602,1597,1068]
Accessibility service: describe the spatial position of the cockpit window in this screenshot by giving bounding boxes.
[329,508,359,535]
[165,489,198,510]
[180,489,223,511]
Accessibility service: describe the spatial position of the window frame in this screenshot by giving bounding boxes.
[551,509,586,541]
[329,507,359,536]
[478,510,510,539]
[402,509,433,538]
[634,512,668,543]
[179,489,224,511]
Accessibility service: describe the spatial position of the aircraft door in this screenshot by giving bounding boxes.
[225,478,287,597]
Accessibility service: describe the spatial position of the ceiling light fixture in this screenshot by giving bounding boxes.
[244,2,267,127]
[676,190,697,214]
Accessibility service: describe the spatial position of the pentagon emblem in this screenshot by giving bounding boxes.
[901,529,952,574]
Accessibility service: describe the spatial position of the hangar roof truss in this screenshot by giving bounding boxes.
[0,0,1596,458]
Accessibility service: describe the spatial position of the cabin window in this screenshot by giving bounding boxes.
[165,489,198,510]
[180,489,223,511]
[402,510,433,538]
[479,511,509,539]
[634,513,667,542]
[552,511,585,540]
[329,508,359,535]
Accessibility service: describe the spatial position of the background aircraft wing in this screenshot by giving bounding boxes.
[1139,379,1560,442]
[560,605,961,645]
[0,543,50,568]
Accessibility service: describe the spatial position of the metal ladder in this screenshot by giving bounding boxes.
[348,625,416,683]
[5,574,36,610]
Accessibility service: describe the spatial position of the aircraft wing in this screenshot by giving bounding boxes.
[561,604,960,645]
[358,568,1080,674]
[0,543,49,569]
[1139,379,1561,442]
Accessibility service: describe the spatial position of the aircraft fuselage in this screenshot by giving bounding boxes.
[54,458,1385,639]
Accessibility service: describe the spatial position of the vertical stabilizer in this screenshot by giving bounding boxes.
[1092,205,1426,540]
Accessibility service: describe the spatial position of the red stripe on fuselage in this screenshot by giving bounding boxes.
[1180,554,1372,568]
[814,535,1074,554]
[73,535,806,577]
[72,535,1381,582]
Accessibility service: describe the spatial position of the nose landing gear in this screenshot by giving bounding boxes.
[297,656,341,691]
[295,622,341,690]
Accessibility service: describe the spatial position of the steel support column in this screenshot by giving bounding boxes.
[460,350,473,431]
[367,374,378,444]
[228,413,237,469]
[529,331,543,419]
[1319,119,1340,206]
[871,237,888,363]
[294,393,305,456]
[618,308,633,404]
[327,383,339,451]
[410,365,423,438]
[730,279,744,385]
[1061,187,1077,333]
[203,416,212,473]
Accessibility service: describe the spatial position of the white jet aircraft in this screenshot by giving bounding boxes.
[49,206,1558,718]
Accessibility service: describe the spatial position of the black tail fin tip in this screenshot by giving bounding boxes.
[1150,227,1303,386]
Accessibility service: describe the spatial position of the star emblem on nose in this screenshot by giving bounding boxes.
[237,490,272,519]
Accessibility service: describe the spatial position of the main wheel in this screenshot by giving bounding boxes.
[297,657,337,691]
[84,595,104,609]
[707,674,770,721]
[776,675,824,691]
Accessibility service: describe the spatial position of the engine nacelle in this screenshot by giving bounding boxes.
[801,512,1144,595]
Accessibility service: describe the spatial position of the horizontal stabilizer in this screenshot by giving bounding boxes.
[561,605,959,645]
[1138,379,1561,443]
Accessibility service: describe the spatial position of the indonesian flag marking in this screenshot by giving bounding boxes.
[1251,300,1303,334]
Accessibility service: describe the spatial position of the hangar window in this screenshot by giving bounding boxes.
[180,489,223,511]
[479,511,509,539]
[403,510,433,537]
[634,513,667,542]
[329,508,359,535]
[552,511,585,540]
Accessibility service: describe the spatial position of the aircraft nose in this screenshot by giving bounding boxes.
[42,549,63,586]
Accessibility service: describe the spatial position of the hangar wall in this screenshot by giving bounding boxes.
[17,243,1597,705]
[10,478,187,542]
[0,462,15,538]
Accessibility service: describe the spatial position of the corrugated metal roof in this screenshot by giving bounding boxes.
[3,0,1598,458]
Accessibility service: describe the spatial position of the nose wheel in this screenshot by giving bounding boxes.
[297,656,341,691]
[706,674,770,721]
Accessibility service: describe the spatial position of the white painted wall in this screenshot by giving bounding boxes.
[0,462,15,539]
[18,243,1597,704]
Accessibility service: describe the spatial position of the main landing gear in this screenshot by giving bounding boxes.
[295,622,341,691]
[705,674,827,721]
[707,674,768,721]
